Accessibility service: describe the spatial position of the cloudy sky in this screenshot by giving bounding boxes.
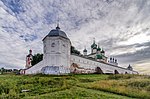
[0,0,150,74]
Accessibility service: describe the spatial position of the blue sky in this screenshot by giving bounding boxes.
[0,0,150,74]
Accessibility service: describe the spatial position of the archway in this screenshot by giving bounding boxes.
[125,72,128,74]
[70,63,80,73]
[95,67,103,74]
[114,70,119,74]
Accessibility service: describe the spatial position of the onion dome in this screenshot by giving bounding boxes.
[47,25,68,39]
[96,54,102,59]
[101,49,105,53]
[91,40,97,49]
[29,49,32,54]
[29,49,32,53]
[97,46,101,51]
[27,49,33,57]
[83,48,87,52]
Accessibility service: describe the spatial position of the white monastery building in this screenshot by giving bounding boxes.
[22,25,138,75]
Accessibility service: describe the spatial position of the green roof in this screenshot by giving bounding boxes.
[93,45,97,49]
[97,46,101,51]
[96,54,102,59]
[91,43,97,49]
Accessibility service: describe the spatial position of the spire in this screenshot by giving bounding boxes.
[93,38,95,43]
[128,64,133,70]
[97,44,101,51]
[101,48,105,53]
[83,46,87,52]
[84,46,86,49]
[56,19,60,30]
[91,38,97,48]
[128,64,131,68]
[56,13,60,30]
[97,43,101,51]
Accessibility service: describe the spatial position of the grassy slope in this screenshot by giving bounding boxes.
[0,74,150,99]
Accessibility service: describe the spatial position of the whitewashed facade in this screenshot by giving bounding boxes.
[24,26,138,75]
[70,54,137,74]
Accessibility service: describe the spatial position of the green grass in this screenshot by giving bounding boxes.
[0,74,149,99]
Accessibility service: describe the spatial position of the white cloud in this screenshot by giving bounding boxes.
[110,45,149,56]
[134,59,150,75]
[0,0,150,74]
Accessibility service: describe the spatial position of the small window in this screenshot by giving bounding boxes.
[51,43,55,47]
[63,44,66,47]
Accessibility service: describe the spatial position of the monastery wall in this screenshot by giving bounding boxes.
[24,54,138,75]
[25,61,44,74]
[25,60,70,75]
[71,54,138,74]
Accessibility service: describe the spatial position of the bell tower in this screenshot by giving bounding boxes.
[25,49,33,69]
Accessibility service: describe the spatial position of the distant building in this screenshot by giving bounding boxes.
[127,64,133,71]
[25,50,33,69]
[22,25,138,75]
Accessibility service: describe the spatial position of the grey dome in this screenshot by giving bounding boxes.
[47,26,68,39]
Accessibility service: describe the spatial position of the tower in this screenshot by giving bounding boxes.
[42,25,71,74]
[83,47,87,56]
[101,48,105,55]
[97,44,101,54]
[25,49,33,69]
[91,38,97,53]
[127,64,133,71]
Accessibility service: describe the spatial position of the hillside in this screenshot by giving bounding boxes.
[0,74,150,99]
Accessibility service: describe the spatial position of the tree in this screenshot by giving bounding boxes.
[71,46,80,55]
[31,46,80,66]
[31,53,43,66]
[1,67,5,74]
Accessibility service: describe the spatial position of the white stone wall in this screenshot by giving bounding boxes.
[71,55,138,74]
[25,53,138,74]
[25,60,44,74]
[43,36,71,72]
[88,54,96,58]
[25,60,70,74]
[25,36,71,75]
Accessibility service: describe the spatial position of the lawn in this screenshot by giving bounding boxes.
[0,74,150,99]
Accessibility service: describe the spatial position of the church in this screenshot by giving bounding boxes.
[22,25,138,75]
